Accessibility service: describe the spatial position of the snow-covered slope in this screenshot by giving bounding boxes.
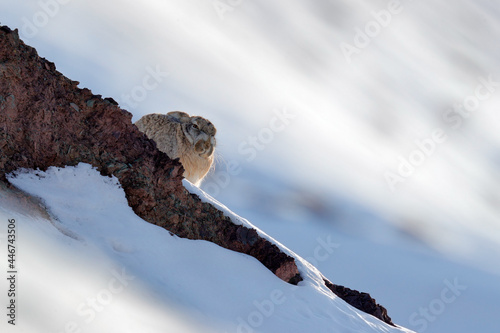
[0,164,413,333]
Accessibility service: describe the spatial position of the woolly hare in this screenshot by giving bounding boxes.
[135,111,216,185]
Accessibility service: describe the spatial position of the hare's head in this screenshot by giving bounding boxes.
[167,111,217,157]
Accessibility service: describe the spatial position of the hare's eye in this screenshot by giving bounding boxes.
[192,124,199,130]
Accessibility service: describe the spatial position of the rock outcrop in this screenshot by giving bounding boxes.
[324,279,393,326]
[0,26,393,325]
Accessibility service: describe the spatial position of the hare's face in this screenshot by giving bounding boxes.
[182,116,216,157]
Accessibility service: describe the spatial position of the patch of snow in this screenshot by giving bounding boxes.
[0,164,414,332]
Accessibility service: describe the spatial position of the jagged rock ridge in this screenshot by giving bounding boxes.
[0,26,393,325]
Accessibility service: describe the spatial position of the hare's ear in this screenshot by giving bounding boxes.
[195,117,217,136]
[167,111,190,123]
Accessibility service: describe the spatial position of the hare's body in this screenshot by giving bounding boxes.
[135,112,216,185]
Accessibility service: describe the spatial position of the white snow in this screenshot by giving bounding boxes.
[0,164,413,332]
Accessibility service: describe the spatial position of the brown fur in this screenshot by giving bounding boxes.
[135,112,216,185]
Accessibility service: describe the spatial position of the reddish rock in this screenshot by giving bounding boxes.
[0,25,393,325]
[324,279,393,326]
